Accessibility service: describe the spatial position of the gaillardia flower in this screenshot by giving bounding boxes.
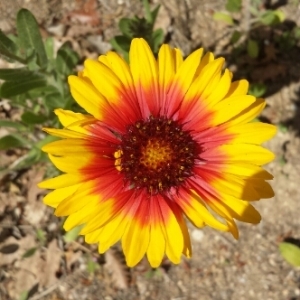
[39,38,276,267]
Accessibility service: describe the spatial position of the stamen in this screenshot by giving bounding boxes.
[117,117,198,194]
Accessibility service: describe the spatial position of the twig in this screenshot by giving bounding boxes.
[70,240,94,255]
[243,0,251,35]
[98,0,113,12]
[29,283,59,300]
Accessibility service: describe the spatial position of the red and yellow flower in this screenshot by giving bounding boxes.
[39,38,276,267]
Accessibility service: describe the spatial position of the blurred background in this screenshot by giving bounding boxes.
[0,0,300,299]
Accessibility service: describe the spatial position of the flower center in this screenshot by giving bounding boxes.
[140,138,173,170]
[117,117,198,194]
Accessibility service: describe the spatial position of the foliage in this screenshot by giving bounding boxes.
[279,242,300,267]
[110,0,164,61]
[0,9,79,173]
[0,1,164,174]
[212,0,300,99]
[213,0,286,28]
[213,0,300,56]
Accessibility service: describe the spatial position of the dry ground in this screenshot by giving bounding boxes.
[1,0,300,299]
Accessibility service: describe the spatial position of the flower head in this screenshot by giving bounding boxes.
[39,38,276,267]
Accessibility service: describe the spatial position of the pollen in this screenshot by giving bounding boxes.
[114,149,123,171]
[118,116,199,194]
[140,139,173,170]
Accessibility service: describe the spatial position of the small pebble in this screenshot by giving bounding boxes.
[47,222,57,232]
[191,229,204,242]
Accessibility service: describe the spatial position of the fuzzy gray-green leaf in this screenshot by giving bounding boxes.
[16,9,48,67]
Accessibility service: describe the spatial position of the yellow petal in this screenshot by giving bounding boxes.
[220,195,261,223]
[226,218,239,239]
[158,201,184,264]
[146,223,166,268]
[229,122,277,144]
[225,79,249,98]
[85,228,104,244]
[195,58,225,98]
[79,198,116,234]
[210,172,261,200]
[223,163,273,180]
[122,219,150,267]
[195,51,214,77]
[55,180,99,216]
[38,173,82,189]
[98,214,129,253]
[84,59,125,105]
[98,51,136,99]
[42,184,81,208]
[184,190,229,231]
[42,128,85,139]
[158,44,176,103]
[130,38,159,115]
[63,196,101,231]
[228,98,266,125]
[221,144,275,166]
[211,95,256,126]
[178,214,192,258]
[168,48,204,101]
[42,139,89,156]
[48,154,92,173]
[173,48,183,71]
[68,75,108,120]
[204,68,231,107]
[246,179,275,199]
[54,109,93,128]
[203,200,239,239]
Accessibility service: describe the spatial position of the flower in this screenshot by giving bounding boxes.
[39,38,276,267]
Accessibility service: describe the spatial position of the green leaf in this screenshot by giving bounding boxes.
[230,30,242,44]
[0,73,47,98]
[0,135,27,150]
[225,0,242,12]
[44,37,54,60]
[111,36,131,52]
[259,10,281,26]
[279,242,300,267]
[11,147,45,170]
[142,0,152,24]
[119,18,133,38]
[278,123,288,133]
[274,10,285,22]
[293,27,300,39]
[213,12,234,25]
[87,256,98,274]
[28,85,61,98]
[18,291,29,300]
[248,83,267,97]
[0,30,18,62]
[247,39,259,58]
[36,135,59,149]
[56,42,79,75]
[44,92,65,112]
[16,9,48,67]
[151,29,164,53]
[36,229,46,244]
[0,120,26,130]
[63,225,84,243]
[145,268,162,279]
[249,5,259,17]
[22,247,37,258]
[0,68,35,81]
[21,111,46,125]
[110,36,131,61]
[150,4,161,27]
